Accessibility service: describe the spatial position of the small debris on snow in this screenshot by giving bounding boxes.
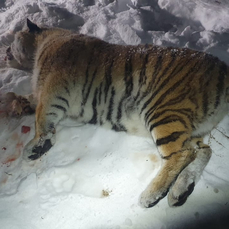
[102,189,112,197]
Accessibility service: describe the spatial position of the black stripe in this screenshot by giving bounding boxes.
[98,82,103,105]
[139,54,192,114]
[107,86,116,121]
[88,88,98,124]
[215,63,227,109]
[117,52,133,121]
[157,89,191,111]
[51,104,67,113]
[125,54,133,96]
[117,99,123,121]
[112,124,127,132]
[82,41,105,108]
[153,51,177,88]
[84,68,98,104]
[63,79,70,96]
[150,53,163,86]
[147,108,193,128]
[136,52,163,105]
[56,96,69,108]
[104,59,114,103]
[80,60,91,116]
[139,53,149,86]
[80,66,98,116]
[82,53,94,104]
[156,131,186,146]
[104,85,126,132]
[146,89,192,124]
[46,112,58,117]
[149,115,187,132]
[137,48,177,105]
[202,91,208,116]
[134,52,149,102]
[66,47,75,61]
[37,49,47,64]
[143,59,202,121]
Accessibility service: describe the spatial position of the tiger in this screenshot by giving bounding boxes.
[3,19,229,208]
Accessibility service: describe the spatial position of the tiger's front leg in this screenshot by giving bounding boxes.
[23,90,68,161]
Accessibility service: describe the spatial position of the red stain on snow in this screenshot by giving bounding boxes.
[1,126,29,166]
[21,126,30,134]
[16,142,23,149]
[2,157,17,164]
[2,150,21,165]
[2,139,23,166]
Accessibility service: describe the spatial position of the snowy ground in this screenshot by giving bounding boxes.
[0,0,229,228]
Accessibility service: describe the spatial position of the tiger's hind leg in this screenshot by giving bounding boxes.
[23,89,69,161]
[139,148,195,208]
[168,139,212,207]
[139,117,195,208]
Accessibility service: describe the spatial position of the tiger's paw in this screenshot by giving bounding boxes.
[168,182,195,207]
[23,132,55,161]
[167,169,195,207]
[139,186,168,208]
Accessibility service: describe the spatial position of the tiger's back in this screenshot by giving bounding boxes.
[35,33,229,141]
[6,20,229,207]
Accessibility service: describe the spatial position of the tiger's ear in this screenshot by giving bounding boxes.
[26,19,41,33]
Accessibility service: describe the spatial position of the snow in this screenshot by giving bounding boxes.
[0,0,229,228]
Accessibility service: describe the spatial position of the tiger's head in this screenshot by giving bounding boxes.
[5,19,41,71]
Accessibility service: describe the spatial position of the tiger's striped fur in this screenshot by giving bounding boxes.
[5,19,229,207]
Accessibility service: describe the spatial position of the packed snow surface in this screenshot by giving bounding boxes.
[0,0,229,228]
